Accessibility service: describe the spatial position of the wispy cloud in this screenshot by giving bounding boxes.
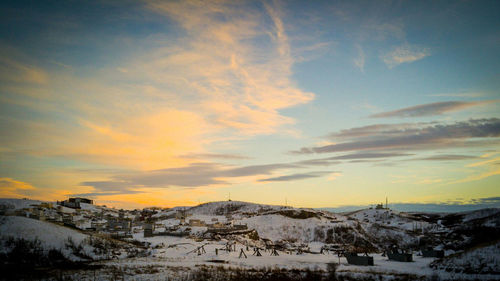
[1,0,316,172]
[78,156,352,195]
[293,118,500,154]
[258,171,332,182]
[144,0,315,136]
[353,44,365,72]
[411,154,479,161]
[0,56,48,85]
[381,44,430,68]
[450,167,500,184]
[429,92,485,98]
[79,162,302,194]
[370,100,497,118]
[179,153,250,160]
[327,152,412,160]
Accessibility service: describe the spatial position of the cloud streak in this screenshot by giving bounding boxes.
[179,153,250,160]
[0,178,36,198]
[370,100,497,118]
[327,152,412,160]
[80,162,305,194]
[294,118,500,154]
[258,171,332,182]
[412,155,479,161]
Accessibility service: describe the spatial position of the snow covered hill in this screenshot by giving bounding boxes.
[186,200,284,216]
[0,216,89,260]
[0,216,143,262]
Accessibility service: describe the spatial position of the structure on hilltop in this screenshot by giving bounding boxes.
[58,197,93,209]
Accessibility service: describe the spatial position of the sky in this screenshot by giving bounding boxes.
[1,0,499,210]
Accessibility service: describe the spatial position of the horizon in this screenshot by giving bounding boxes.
[1,1,500,210]
[3,196,499,214]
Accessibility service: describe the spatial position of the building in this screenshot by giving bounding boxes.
[107,218,132,232]
[91,219,107,232]
[58,197,93,209]
[144,222,155,237]
[29,208,45,221]
[189,219,205,227]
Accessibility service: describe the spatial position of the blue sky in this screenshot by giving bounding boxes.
[1,0,499,209]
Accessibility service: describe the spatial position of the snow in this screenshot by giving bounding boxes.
[1,198,500,280]
[187,200,283,216]
[432,240,500,274]
[80,202,101,212]
[241,214,331,243]
[0,216,88,259]
[0,198,44,210]
[462,208,500,222]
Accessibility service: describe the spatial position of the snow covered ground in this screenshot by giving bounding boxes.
[0,216,86,248]
[1,199,499,280]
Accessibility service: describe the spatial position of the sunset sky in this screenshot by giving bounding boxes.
[1,0,499,210]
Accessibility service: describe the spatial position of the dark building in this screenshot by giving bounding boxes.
[58,197,93,209]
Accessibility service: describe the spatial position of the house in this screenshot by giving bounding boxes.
[107,218,132,232]
[144,222,155,237]
[29,208,45,221]
[175,210,191,224]
[91,219,107,231]
[62,214,75,227]
[189,219,205,227]
[39,202,54,209]
[209,222,225,228]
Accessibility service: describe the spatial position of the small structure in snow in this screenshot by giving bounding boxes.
[387,247,413,262]
[421,247,444,258]
[189,219,205,226]
[239,248,247,258]
[345,252,374,266]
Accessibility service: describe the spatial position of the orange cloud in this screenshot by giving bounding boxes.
[0,178,35,198]
[142,0,314,135]
[73,110,210,169]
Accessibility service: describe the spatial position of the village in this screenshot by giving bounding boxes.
[0,197,253,240]
[1,197,499,280]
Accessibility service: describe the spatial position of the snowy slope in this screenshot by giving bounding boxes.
[431,240,500,274]
[241,214,332,243]
[0,198,45,210]
[187,201,284,216]
[0,216,88,259]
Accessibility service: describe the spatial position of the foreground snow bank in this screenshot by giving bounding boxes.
[0,216,87,252]
[0,216,140,261]
[431,240,500,274]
